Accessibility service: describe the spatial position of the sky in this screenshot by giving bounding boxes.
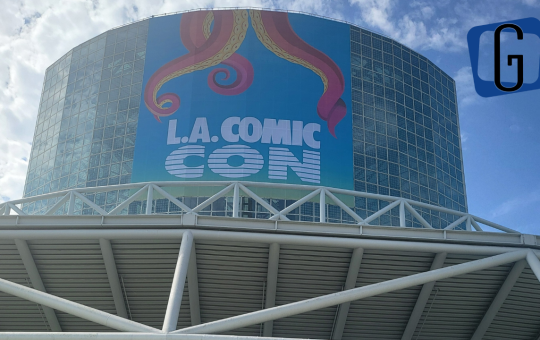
[0,0,539,233]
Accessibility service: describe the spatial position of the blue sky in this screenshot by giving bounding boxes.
[0,0,538,233]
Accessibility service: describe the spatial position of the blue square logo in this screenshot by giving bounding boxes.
[468,17,540,97]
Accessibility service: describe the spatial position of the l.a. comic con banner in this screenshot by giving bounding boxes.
[132,9,353,191]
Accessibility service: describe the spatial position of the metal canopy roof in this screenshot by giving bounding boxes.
[0,219,537,340]
[0,181,539,340]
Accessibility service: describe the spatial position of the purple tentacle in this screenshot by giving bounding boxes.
[208,53,254,96]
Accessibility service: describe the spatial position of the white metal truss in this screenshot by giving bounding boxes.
[0,181,519,233]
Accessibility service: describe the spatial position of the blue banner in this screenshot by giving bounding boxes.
[132,10,353,192]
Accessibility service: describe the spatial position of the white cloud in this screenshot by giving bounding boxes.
[348,0,528,52]
[490,188,540,218]
[453,66,479,107]
[0,140,31,203]
[348,0,465,51]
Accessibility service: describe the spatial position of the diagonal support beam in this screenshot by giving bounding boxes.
[99,239,128,319]
[526,251,540,283]
[173,250,527,335]
[0,268,160,332]
[188,242,201,326]
[401,252,447,340]
[15,239,62,331]
[8,203,26,215]
[331,248,364,340]
[163,230,194,332]
[470,259,526,340]
[263,243,280,337]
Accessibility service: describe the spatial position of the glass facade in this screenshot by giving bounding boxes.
[23,20,149,215]
[22,12,467,228]
[349,26,467,229]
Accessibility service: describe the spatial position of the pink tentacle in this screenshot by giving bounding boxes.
[259,11,346,137]
[208,53,254,95]
[143,11,236,121]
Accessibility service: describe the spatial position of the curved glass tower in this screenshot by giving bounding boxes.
[22,9,467,229]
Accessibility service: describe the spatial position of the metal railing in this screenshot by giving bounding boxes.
[0,181,517,234]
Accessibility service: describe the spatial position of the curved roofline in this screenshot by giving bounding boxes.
[108,7,419,60]
[107,7,453,80]
[48,6,455,82]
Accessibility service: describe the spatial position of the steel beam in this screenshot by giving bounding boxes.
[399,201,405,227]
[163,231,194,332]
[319,189,326,223]
[401,252,447,340]
[232,183,239,218]
[331,248,364,340]
[14,239,62,332]
[263,243,280,337]
[0,333,315,340]
[0,229,528,256]
[173,250,527,335]
[99,238,128,319]
[527,251,540,282]
[146,185,153,215]
[0,272,159,333]
[188,243,201,326]
[471,259,526,340]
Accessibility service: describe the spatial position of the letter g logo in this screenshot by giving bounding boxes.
[467,17,540,97]
[494,24,524,92]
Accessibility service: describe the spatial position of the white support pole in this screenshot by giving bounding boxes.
[146,185,153,215]
[237,183,281,217]
[526,251,540,283]
[470,215,520,234]
[0,273,160,333]
[0,333,317,340]
[163,231,194,333]
[99,239,128,319]
[401,252,447,340]
[14,239,62,332]
[108,185,149,216]
[320,189,326,223]
[470,259,526,340]
[192,184,235,213]
[8,203,25,215]
[399,201,406,227]
[67,192,75,215]
[361,200,400,226]
[466,215,472,231]
[331,248,364,340]
[73,191,107,215]
[272,188,321,219]
[470,218,483,232]
[173,250,527,335]
[263,243,280,337]
[444,215,468,230]
[404,202,433,229]
[187,243,201,326]
[44,194,70,216]
[232,183,240,218]
[325,190,364,223]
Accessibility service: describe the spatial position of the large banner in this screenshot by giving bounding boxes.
[132,10,353,191]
